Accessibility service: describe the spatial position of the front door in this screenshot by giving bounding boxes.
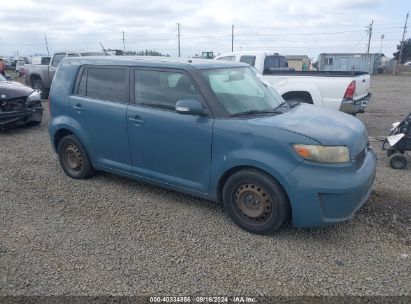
[70,66,131,172]
[127,68,213,193]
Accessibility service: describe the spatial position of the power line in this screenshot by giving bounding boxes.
[366,20,374,53]
[44,35,49,56]
[231,24,234,52]
[395,12,409,74]
[122,31,126,52]
[177,23,181,57]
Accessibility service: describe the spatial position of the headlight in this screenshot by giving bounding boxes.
[293,144,350,163]
[26,91,41,103]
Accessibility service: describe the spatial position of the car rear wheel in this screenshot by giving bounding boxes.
[222,169,291,234]
[58,135,95,179]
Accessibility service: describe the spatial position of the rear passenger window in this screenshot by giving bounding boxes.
[76,67,127,103]
[134,70,203,111]
[239,56,256,67]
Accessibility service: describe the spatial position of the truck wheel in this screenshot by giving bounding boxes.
[222,169,291,234]
[389,153,407,169]
[32,79,48,99]
[58,135,95,179]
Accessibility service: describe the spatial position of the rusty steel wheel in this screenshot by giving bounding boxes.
[223,169,291,234]
[63,143,83,172]
[234,182,273,222]
[58,135,95,179]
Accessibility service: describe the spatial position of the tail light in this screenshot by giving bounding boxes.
[344,80,356,99]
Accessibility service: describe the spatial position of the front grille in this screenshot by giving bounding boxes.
[0,97,26,112]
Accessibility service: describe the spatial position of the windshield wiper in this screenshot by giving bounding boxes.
[230,109,282,117]
[273,101,289,111]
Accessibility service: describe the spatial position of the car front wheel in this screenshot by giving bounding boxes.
[223,169,291,234]
[58,135,95,179]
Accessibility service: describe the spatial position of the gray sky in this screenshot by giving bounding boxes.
[1,0,410,58]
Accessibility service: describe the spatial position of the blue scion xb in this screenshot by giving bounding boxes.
[49,57,377,234]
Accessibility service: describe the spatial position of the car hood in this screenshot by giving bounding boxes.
[250,104,369,158]
[0,81,34,99]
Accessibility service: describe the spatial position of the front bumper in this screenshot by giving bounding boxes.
[340,93,371,114]
[0,102,43,130]
[284,148,377,228]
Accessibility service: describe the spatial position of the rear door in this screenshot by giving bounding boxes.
[70,66,131,172]
[127,68,213,193]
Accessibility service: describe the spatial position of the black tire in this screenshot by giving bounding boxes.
[32,79,48,99]
[58,135,95,179]
[389,153,407,169]
[386,149,395,158]
[222,169,291,234]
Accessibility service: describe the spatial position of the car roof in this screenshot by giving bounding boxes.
[64,56,250,70]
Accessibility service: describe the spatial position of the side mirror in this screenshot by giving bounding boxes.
[175,99,205,116]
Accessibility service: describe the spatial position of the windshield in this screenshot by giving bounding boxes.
[0,74,5,81]
[200,67,284,115]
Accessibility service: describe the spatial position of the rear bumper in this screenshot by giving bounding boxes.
[284,148,377,228]
[340,93,371,114]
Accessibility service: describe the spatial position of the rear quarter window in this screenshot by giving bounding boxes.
[76,67,127,103]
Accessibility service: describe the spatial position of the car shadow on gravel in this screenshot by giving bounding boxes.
[85,171,408,245]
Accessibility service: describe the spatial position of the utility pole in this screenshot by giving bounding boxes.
[395,12,409,74]
[231,24,234,52]
[177,23,181,57]
[44,35,50,56]
[122,31,126,53]
[366,20,373,54]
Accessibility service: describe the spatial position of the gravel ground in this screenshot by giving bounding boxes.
[0,75,410,298]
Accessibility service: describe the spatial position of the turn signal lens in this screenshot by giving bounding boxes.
[293,144,350,163]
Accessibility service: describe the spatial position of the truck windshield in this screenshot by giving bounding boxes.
[200,67,283,115]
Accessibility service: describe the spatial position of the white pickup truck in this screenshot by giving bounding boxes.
[215,51,371,115]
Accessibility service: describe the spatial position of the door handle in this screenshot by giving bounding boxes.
[73,103,84,111]
[128,115,145,126]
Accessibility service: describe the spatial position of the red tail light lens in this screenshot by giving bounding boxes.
[344,80,356,99]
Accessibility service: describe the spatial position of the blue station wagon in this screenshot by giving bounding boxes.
[49,57,377,234]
